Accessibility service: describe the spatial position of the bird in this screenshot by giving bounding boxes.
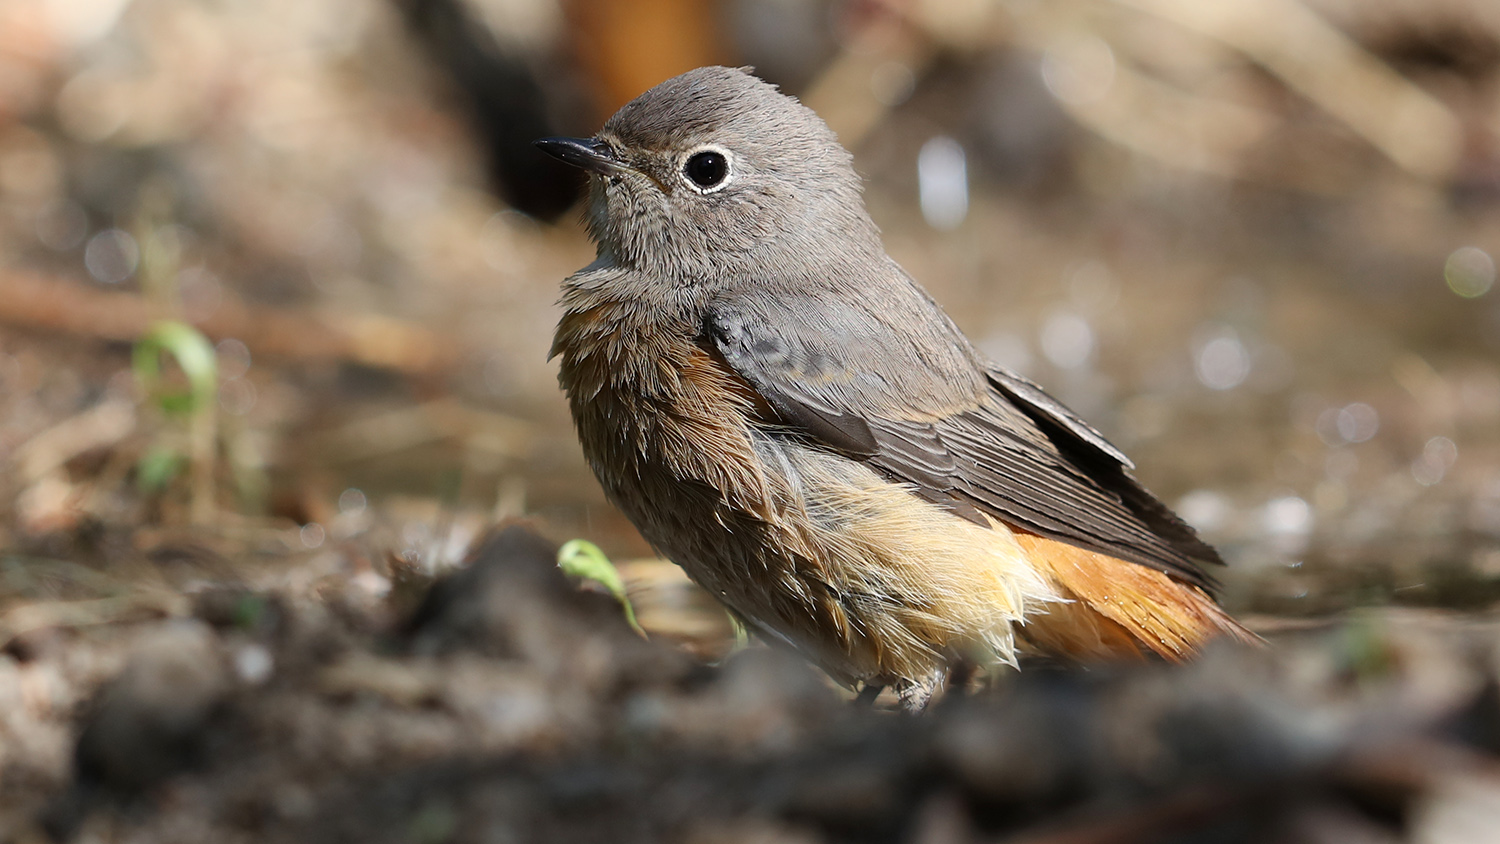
[537,66,1252,707]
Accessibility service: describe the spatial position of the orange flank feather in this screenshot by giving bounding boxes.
[1015,534,1257,661]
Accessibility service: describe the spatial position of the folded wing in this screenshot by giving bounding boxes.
[706,284,1222,593]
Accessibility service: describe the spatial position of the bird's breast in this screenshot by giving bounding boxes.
[553,302,777,520]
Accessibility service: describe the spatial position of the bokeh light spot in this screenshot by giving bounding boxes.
[1263,496,1312,536]
[918,136,968,230]
[1195,330,1251,391]
[1317,403,1379,445]
[1412,436,1458,486]
[234,644,274,685]
[1177,489,1231,533]
[216,338,252,381]
[1335,403,1379,443]
[1445,246,1494,298]
[338,488,368,515]
[83,228,138,284]
[1040,310,1093,370]
[300,522,325,549]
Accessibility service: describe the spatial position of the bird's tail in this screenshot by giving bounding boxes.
[1014,534,1258,661]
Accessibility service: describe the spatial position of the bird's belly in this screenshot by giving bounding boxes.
[582,414,1062,683]
[750,442,1061,680]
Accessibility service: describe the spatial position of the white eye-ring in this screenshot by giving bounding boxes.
[680,145,734,193]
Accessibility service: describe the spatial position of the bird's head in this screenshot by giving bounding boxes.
[537,66,881,284]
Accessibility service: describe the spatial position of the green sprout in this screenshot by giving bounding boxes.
[133,320,217,416]
[557,539,644,637]
[133,320,218,522]
[135,445,187,493]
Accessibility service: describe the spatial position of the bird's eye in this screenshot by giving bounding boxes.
[683,150,729,190]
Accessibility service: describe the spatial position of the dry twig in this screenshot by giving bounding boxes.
[0,271,462,376]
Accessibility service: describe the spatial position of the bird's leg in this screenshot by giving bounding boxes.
[945,656,977,697]
[896,681,931,712]
[896,670,948,712]
[855,682,885,706]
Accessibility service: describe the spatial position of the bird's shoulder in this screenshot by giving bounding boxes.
[705,265,990,422]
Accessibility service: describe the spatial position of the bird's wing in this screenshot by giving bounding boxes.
[985,365,1133,469]
[705,286,1222,592]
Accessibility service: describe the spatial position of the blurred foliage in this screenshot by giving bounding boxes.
[132,320,216,419]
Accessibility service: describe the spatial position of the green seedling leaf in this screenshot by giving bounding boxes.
[233,593,267,631]
[557,539,644,637]
[133,320,218,416]
[1340,612,1394,682]
[137,444,185,492]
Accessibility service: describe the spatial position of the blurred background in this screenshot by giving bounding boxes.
[4,0,1498,616]
[2,0,1500,836]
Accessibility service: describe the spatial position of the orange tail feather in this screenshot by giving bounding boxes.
[1015,534,1256,661]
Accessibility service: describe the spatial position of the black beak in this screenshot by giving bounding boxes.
[534,137,625,176]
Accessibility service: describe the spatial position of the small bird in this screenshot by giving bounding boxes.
[538,66,1251,706]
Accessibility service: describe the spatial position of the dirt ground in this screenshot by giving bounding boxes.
[7,525,1500,843]
[3,0,1500,841]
